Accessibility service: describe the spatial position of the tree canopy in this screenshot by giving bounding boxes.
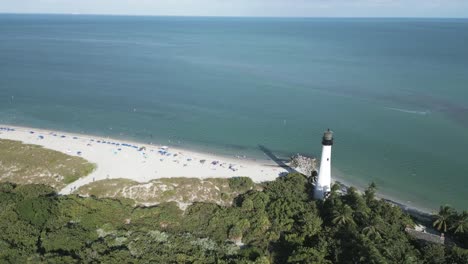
[0,174,467,263]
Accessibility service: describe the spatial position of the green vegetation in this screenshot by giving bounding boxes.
[433,205,468,245]
[0,139,95,189]
[1,173,467,263]
[228,177,255,192]
[77,177,257,207]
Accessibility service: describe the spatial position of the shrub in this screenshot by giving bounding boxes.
[228,177,254,192]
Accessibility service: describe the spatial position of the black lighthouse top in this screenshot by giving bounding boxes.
[322,129,334,146]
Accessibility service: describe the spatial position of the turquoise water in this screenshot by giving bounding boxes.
[1,14,467,210]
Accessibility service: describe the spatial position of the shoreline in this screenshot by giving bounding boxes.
[0,124,289,195]
[0,123,433,215]
[332,178,434,220]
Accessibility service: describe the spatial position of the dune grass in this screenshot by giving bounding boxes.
[77,177,258,208]
[0,139,96,190]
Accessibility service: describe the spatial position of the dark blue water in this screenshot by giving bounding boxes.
[1,14,467,210]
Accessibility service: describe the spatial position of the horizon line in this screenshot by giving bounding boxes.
[1,12,467,20]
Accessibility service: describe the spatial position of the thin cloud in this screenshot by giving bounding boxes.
[0,0,467,17]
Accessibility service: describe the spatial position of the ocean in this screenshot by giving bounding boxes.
[0,14,467,211]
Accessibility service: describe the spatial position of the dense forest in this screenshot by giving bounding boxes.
[0,173,467,263]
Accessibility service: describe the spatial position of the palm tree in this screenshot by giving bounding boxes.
[450,211,468,234]
[331,183,341,194]
[362,225,380,239]
[362,216,383,239]
[327,183,341,200]
[433,205,454,232]
[332,205,354,226]
[364,182,377,204]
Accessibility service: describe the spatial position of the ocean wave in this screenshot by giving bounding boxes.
[384,107,430,115]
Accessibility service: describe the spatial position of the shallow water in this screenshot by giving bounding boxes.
[1,15,467,210]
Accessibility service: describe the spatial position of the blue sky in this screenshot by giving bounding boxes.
[0,0,467,18]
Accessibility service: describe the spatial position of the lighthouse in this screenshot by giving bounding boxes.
[314,129,334,200]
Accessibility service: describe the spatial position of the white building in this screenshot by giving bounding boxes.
[314,129,333,200]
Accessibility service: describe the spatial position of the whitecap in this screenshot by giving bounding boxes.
[384,107,429,116]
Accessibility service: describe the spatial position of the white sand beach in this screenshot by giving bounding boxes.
[0,125,289,194]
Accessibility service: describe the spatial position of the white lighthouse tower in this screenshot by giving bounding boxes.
[314,129,334,200]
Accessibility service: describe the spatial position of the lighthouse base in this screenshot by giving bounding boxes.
[314,184,331,200]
